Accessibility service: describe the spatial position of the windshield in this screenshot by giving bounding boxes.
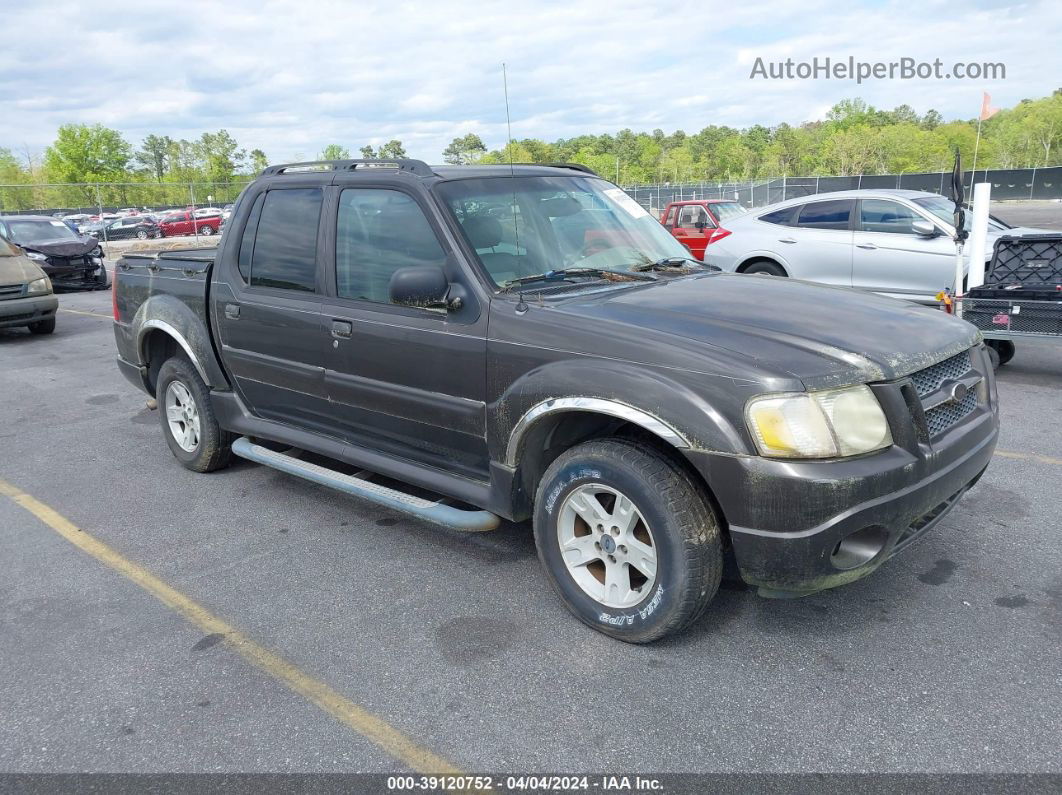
[913,195,1009,233]
[6,218,80,244]
[436,176,690,287]
[709,201,746,223]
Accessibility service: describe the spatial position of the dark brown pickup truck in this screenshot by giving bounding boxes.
[112,158,999,642]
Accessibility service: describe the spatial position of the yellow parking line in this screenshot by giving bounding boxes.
[59,308,111,319]
[995,449,1062,466]
[0,477,462,775]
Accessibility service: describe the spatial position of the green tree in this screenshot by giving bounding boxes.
[442,133,487,165]
[319,144,350,160]
[135,134,173,182]
[43,124,131,183]
[360,140,407,159]
[198,130,245,185]
[249,148,269,173]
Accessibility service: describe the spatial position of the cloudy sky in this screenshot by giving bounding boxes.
[4,0,1061,165]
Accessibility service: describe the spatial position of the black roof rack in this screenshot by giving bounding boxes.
[509,162,598,176]
[260,158,435,178]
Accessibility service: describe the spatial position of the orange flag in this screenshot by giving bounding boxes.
[980,92,1000,121]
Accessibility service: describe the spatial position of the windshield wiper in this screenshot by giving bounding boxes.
[630,256,708,273]
[501,267,656,290]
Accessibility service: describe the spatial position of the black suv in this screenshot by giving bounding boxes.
[111,159,998,642]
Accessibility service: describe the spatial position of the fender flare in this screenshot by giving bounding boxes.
[504,397,691,468]
[131,293,229,388]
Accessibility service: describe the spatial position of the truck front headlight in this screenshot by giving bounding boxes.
[26,276,52,295]
[746,385,892,459]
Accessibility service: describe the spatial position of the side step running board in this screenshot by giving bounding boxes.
[231,437,500,532]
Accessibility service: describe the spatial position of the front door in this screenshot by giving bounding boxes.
[211,184,333,431]
[852,198,955,303]
[320,185,489,479]
[671,204,712,260]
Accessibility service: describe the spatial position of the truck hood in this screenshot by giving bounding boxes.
[553,273,980,390]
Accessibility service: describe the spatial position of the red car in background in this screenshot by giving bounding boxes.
[660,199,747,260]
[158,210,223,238]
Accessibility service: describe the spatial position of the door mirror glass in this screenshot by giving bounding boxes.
[389,265,450,310]
[911,219,938,237]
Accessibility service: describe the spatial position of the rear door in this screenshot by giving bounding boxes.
[852,198,954,302]
[783,199,855,287]
[320,183,489,479]
[211,184,333,431]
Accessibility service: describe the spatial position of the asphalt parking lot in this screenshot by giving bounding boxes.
[2,228,1061,777]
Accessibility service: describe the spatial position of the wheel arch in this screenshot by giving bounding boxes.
[131,294,229,393]
[736,255,788,275]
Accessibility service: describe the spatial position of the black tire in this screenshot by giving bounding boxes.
[986,339,1015,366]
[533,438,722,643]
[156,356,232,472]
[28,317,56,335]
[743,260,787,277]
[985,344,1001,371]
[95,263,109,290]
[199,225,215,236]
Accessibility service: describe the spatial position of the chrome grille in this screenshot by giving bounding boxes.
[924,391,978,436]
[909,351,972,398]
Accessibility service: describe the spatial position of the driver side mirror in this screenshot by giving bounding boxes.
[389,265,461,312]
[912,219,939,237]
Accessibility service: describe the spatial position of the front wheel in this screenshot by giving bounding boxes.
[136,229,148,239]
[986,339,1015,366]
[198,225,214,236]
[156,356,232,472]
[534,438,722,643]
[28,317,56,335]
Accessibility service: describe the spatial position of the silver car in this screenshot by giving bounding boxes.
[705,189,1051,304]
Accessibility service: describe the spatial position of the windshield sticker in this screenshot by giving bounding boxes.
[603,188,650,219]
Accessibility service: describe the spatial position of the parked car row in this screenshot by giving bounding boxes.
[0,215,108,291]
[660,189,1057,305]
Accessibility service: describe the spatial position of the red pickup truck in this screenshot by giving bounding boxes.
[660,199,747,260]
[158,211,222,238]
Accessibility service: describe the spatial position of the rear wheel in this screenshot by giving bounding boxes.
[743,260,787,277]
[199,225,215,236]
[28,317,56,335]
[533,438,722,643]
[156,356,232,472]
[136,229,148,240]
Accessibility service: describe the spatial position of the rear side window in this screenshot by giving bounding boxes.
[237,193,265,282]
[795,200,853,230]
[248,188,322,291]
[758,206,798,226]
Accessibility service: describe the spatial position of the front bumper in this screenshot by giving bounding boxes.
[43,258,106,291]
[0,294,58,328]
[686,362,999,595]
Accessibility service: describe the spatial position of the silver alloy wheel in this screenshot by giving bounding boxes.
[557,483,658,608]
[165,380,201,452]
[136,229,148,239]
[200,225,214,236]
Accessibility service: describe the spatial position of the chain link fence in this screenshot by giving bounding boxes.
[622,166,1062,217]
[0,181,251,217]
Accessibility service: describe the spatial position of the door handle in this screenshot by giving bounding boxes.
[331,320,353,339]
[778,238,797,244]
[856,243,878,250]
[224,303,240,319]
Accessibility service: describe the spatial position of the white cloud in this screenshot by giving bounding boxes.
[2,0,1060,165]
